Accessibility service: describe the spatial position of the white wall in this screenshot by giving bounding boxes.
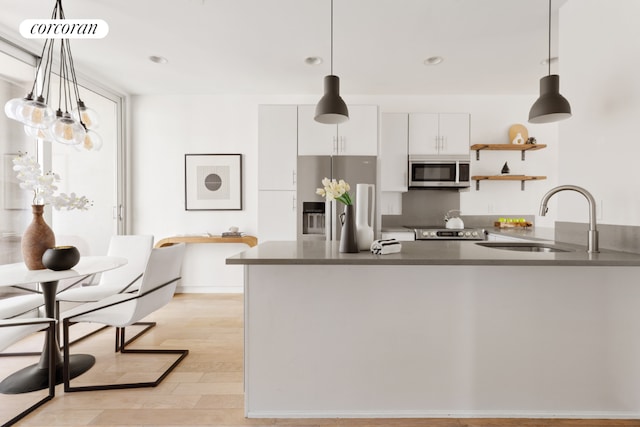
[557,0,640,226]
[131,94,556,291]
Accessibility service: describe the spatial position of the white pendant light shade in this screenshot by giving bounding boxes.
[17,96,55,129]
[72,101,99,129]
[49,112,85,145]
[315,75,349,124]
[528,74,572,123]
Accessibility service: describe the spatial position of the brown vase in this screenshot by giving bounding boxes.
[21,204,55,270]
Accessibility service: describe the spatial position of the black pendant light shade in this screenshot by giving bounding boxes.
[315,75,349,124]
[528,74,572,123]
[528,0,571,124]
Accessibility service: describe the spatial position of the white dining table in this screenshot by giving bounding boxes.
[0,256,127,394]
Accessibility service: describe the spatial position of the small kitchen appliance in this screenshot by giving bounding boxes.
[406,225,486,240]
[409,155,471,189]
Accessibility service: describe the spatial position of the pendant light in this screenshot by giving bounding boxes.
[314,0,349,124]
[528,0,572,124]
[4,0,101,150]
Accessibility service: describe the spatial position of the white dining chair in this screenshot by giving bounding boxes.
[0,317,56,426]
[61,243,187,392]
[56,235,154,345]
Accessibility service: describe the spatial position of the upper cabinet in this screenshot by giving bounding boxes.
[408,113,470,156]
[298,105,378,156]
[258,105,298,191]
[380,113,409,192]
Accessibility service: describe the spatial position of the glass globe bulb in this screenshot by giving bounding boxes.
[4,96,31,121]
[17,96,54,129]
[72,101,99,130]
[78,129,103,151]
[49,113,85,145]
[23,124,53,141]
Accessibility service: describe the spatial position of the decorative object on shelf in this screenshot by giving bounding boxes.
[528,0,572,124]
[355,183,375,251]
[184,154,243,211]
[316,177,358,253]
[526,137,537,144]
[314,0,349,124]
[3,0,102,151]
[13,153,91,270]
[22,204,56,270]
[501,162,510,174]
[508,124,529,144]
[42,245,80,271]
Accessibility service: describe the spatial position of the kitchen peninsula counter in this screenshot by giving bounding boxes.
[229,241,640,420]
[226,239,640,266]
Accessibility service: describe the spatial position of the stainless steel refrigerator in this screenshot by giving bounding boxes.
[297,156,376,241]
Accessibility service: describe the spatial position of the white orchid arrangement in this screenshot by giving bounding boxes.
[316,177,353,205]
[13,153,92,210]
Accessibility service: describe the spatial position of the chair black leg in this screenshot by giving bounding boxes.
[64,319,187,393]
[1,320,56,427]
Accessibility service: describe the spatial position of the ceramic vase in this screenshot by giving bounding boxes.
[22,205,55,270]
[339,204,359,253]
[355,184,375,251]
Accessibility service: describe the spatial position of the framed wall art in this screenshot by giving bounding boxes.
[184,154,242,211]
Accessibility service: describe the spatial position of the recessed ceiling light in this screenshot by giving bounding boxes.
[149,55,168,64]
[423,56,444,66]
[304,56,323,66]
[540,56,558,65]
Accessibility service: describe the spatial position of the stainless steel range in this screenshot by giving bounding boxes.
[405,226,487,241]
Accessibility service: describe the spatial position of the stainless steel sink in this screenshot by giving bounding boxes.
[476,242,573,253]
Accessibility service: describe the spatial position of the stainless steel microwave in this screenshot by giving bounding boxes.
[408,155,471,188]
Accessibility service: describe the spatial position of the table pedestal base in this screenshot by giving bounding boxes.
[0,354,95,394]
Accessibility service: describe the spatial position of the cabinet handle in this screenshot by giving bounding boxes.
[333,136,338,154]
[341,136,345,154]
[434,136,439,151]
[292,170,296,185]
[292,195,296,211]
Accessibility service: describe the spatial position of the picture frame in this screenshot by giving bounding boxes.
[184,154,242,211]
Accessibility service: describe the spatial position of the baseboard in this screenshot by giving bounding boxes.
[176,285,243,294]
[246,409,640,419]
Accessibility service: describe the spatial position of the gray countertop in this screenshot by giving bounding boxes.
[226,239,640,267]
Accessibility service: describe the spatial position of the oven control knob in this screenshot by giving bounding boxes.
[471,231,478,237]
[465,231,471,237]
[458,231,464,237]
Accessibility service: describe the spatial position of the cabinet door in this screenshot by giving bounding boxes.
[408,113,439,155]
[380,113,408,192]
[438,113,470,155]
[258,190,297,242]
[338,105,378,155]
[258,105,298,190]
[297,105,336,156]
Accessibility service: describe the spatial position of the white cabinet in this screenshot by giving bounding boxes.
[298,105,378,156]
[408,113,470,155]
[381,231,415,241]
[258,190,297,242]
[380,113,408,192]
[258,105,297,190]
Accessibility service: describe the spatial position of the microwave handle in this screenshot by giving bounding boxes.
[455,161,460,184]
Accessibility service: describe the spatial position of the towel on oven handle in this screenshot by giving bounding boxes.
[370,238,402,255]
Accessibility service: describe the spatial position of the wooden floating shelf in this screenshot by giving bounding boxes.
[155,235,258,248]
[470,143,547,160]
[471,175,547,191]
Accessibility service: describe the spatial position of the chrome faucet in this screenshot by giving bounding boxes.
[539,185,599,253]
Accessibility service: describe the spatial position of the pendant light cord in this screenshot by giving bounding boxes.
[547,0,551,76]
[330,0,334,75]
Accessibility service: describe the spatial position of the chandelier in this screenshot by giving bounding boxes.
[4,0,102,151]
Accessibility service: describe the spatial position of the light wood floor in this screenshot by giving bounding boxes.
[2,293,639,427]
